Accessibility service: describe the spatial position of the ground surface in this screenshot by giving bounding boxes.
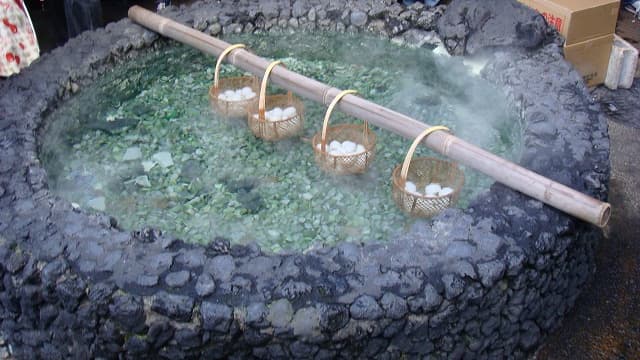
[617,8,640,53]
[537,83,640,359]
[540,12,640,359]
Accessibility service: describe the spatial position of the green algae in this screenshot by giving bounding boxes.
[40,32,521,252]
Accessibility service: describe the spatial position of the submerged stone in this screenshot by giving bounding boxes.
[87,197,106,211]
[134,175,151,187]
[86,117,139,134]
[142,160,156,172]
[152,151,173,168]
[236,191,264,214]
[122,147,142,161]
[180,159,203,181]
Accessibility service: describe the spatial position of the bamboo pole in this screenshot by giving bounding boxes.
[128,5,611,228]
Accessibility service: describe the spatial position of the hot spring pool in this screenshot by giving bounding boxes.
[3,2,611,357]
[40,32,522,251]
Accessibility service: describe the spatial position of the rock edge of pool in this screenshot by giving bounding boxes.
[0,0,610,358]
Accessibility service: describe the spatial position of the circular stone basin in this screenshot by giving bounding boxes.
[40,32,521,250]
[0,1,609,359]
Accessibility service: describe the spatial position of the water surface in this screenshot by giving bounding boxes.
[40,32,521,251]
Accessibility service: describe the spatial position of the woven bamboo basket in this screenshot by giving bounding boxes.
[209,44,259,118]
[248,61,304,141]
[311,90,376,175]
[392,126,465,217]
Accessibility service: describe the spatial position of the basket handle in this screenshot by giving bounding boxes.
[258,60,286,121]
[400,125,451,183]
[214,43,246,89]
[320,90,360,151]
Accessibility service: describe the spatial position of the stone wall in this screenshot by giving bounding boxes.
[0,0,609,358]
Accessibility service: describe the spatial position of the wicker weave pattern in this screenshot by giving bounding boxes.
[247,61,305,141]
[312,124,376,174]
[392,157,464,217]
[311,90,376,175]
[209,44,259,118]
[248,94,304,141]
[209,76,259,118]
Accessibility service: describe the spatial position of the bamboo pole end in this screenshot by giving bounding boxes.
[598,202,612,228]
[128,5,143,19]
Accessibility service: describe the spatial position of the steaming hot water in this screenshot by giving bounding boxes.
[40,32,522,252]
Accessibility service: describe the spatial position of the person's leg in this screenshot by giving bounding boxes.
[0,0,40,76]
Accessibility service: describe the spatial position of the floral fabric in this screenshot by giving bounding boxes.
[0,0,39,77]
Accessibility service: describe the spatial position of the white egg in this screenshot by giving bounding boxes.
[329,141,345,156]
[283,106,297,119]
[424,183,442,197]
[241,88,256,100]
[218,93,228,101]
[329,140,342,151]
[439,187,454,196]
[268,107,283,122]
[223,90,235,98]
[404,181,419,194]
[355,144,366,153]
[341,141,357,154]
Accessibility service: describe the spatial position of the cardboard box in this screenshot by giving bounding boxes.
[564,34,614,87]
[519,0,620,45]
